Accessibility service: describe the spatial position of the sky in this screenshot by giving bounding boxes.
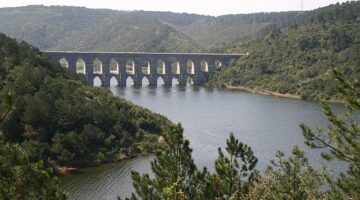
[0,0,351,16]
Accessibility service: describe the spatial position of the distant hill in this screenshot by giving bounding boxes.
[0,5,298,52]
[208,1,360,100]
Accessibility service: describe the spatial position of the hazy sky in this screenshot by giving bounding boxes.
[0,0,350,16]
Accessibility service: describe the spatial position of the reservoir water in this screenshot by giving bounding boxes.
[60,80,345,199]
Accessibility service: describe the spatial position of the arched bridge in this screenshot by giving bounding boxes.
[46,51,246,86]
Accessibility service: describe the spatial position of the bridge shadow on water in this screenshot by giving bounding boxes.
[101,77,216,98]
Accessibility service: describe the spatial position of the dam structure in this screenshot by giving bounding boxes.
[46,51,246,86]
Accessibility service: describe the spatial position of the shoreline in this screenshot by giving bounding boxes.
[55,153,150,174]
[57,166,78,174]
[225,85,302,100]
[56,136,166,174]
[225,85,344,104]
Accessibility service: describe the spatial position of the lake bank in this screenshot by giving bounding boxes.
[56,136,166,174]
[225,84,345,104]
[225,85,302,99]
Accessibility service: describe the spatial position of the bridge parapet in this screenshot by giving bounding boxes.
[46,51,246,86]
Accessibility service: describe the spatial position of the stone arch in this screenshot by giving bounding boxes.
[110,59,119,74]
[187,76,194,85]
[157,76,165,85]
[142,76,150,86]
[126,76,134,86]
[166,57,179,74]
[126,59,135,74]
[59,58,69,68]
[93,76,102,86]
[110,76,119,86]
[93,58,102,74]
[172,77,180,85]
[157,59,166,74]
[201,60,209,72]
[186,59,195,74]
[76,58,86,74]
[141,60,150,75]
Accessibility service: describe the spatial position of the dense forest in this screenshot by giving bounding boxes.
[0,33,172,169]
[0,5,298,52]
[208,1,360,100]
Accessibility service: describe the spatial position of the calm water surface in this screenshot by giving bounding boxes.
[60,80,345,199]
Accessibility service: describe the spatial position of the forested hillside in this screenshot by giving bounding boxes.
[139,11,299,48]
[208,1,360,100]
[0,33,172,167]
[1,3,359,101]
[0,5,299,52]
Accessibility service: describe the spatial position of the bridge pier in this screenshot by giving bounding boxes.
[119,74,127,86]
[177,59,187,85]
[84,59,94,85]
[86,75,94,85]
[67,58,77,73]
[133,74,142,86]
[177,74,187,85]
[162,74,173,86]
[102,78,110,87]
[192,74,205,85]
[101,58,111,87]
[148,74,158,86]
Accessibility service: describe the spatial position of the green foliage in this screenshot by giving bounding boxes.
[208,1,360,101]
[122,124,208,200]
[300,70,360,199]
[0,33,172,167]
[0,134,67,200]
[0,93,66,200]
[245,146,329,200]
[209,133,258,198]
[121,128,258,200]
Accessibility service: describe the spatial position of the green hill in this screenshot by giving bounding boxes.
[0,33,172,167]
[0,5,298,52]
[208,1,360,100]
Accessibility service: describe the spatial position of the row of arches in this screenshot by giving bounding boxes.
[59,58,223,75]
[93,76,197,87]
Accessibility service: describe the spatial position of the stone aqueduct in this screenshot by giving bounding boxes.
[46,51,245,86]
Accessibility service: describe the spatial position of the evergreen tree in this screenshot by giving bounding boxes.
[122,128,260,199]
[205,133,258,199]
[301,70,360,199]
[121,124,208,200]
[0,92,67,200]
[245,146,328,200]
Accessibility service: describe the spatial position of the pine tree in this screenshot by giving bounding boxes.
[245,146,329,200]
[0,92,67,200]
[204,133,258,199]
[301,70,360,199]
[120,124,208,200]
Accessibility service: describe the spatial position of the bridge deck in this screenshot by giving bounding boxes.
[45,51,247,56]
